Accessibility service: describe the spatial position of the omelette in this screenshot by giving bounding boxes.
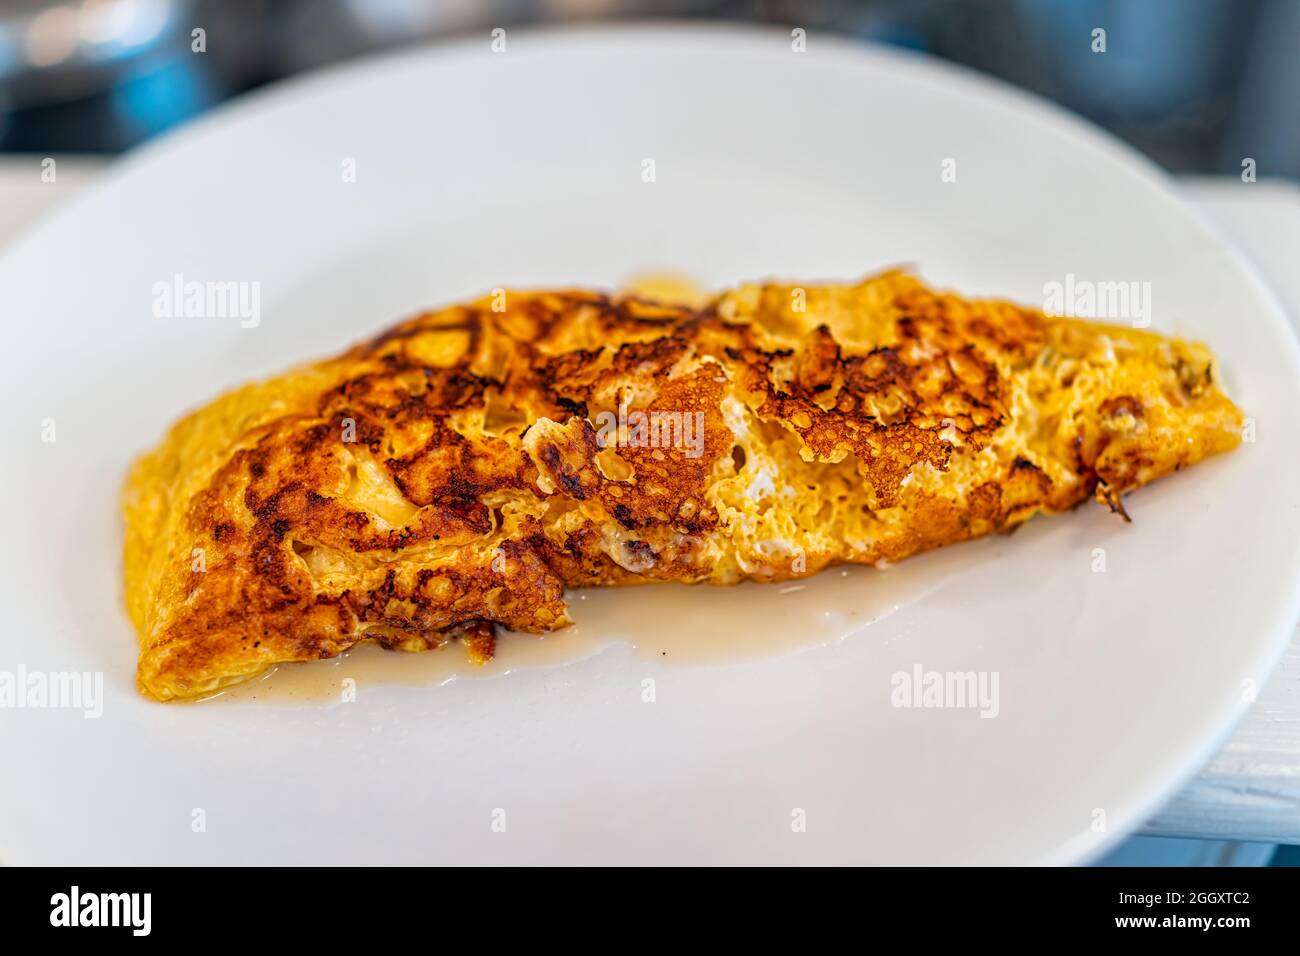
[123,271,1243,701]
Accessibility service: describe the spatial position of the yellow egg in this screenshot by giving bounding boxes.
[124,271,1242,701]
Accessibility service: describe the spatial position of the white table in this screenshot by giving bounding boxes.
[4,158,1298,847]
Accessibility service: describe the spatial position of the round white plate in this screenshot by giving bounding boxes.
[2,24,1298,865]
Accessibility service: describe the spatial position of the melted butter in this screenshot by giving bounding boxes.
[621,272,709,308]
[207,542,985,707]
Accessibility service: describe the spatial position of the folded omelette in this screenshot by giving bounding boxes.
[123,271,1242,701]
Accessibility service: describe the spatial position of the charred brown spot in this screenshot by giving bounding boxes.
[1100,395,1144,420]
[539,443,588,500]
[1097,482,1133,523]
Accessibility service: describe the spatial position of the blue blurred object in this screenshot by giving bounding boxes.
[111,56,211,141]
[1093,837,1276,867]
[1270,844,1300,866]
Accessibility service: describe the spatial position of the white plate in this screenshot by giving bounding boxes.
[2,24,1298,865]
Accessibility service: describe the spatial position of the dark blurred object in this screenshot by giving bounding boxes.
[0,0,271,151]
[0,0,1296,178]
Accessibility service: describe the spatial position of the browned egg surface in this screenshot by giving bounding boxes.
[123,271,1242,700]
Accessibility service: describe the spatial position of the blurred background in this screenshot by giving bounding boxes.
[0,0,1298,178]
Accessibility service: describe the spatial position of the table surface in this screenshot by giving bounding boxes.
[4,158,1299,847]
